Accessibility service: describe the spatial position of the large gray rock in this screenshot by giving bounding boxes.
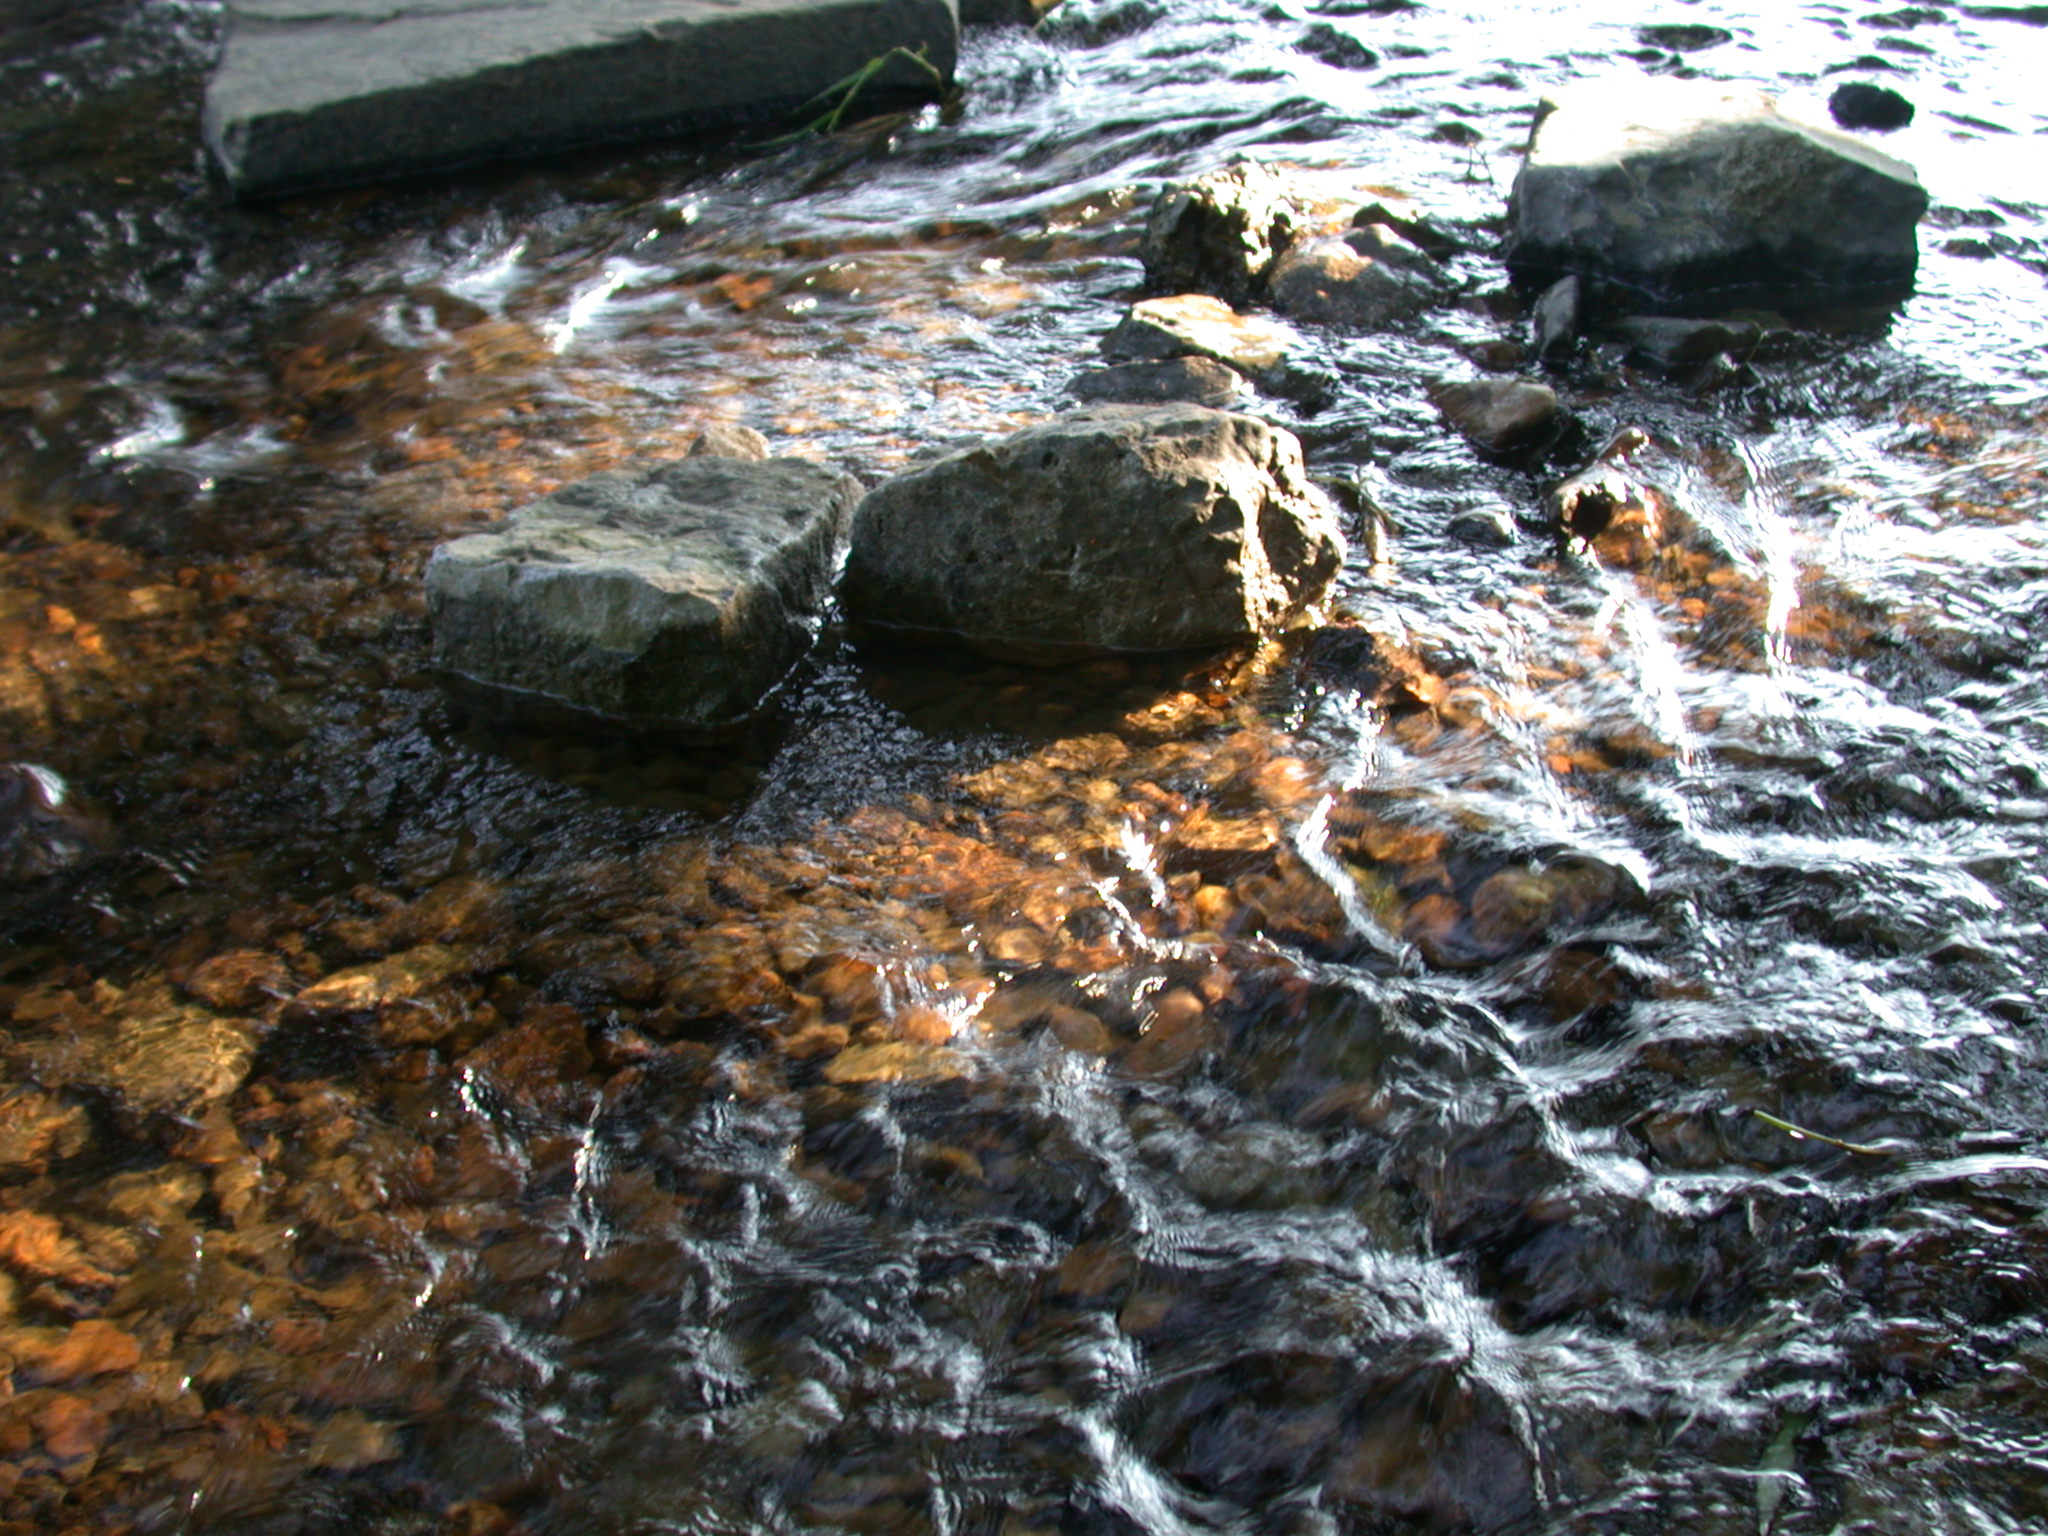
[840,405,1346,661]
[426,457,860,734]
[1504,80,1928,312]
[204,0,960,199]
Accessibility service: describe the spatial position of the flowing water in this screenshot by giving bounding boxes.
[4,1,2048,1532]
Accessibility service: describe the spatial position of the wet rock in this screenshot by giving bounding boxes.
[1607,314,1763,371]
[1504,79,1929,311]
[841,405,1345,662]
[1268,230,1439,329]
[1326,1360,1540,1527]
[1295,21,1377,68]
[0,765,109,884]
[1446,506,1517,548]
[1636,22,1733,51]
[176,949,294,1012]
[1830,81,1915,130]
[686,423,772,461]
[292,943,470,1014]
[1139,160,1316,302]
[0,1093,90,1173]
[1100,294,1309,395]
[1528,274,1580,362]
[203,0,960,199]
[427,457,860,734]
[960,0,1064,23]
[821,1040,970,1084]
[1068,357,1249,409]
[1428,379,1562,457]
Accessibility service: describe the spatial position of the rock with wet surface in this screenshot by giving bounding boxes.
[1504,79,1929,311]
[1139,160,1318,302]
[1429,378,1562,457]
[1830,81,1915,131]
[0,765,108,884]
[1268,226,1441,328]
[1069,356,1250,408]
[840,405,1346,661]
[1101,294,1330,404]
[1608,314,1763,371]
[426,457,861,734]
[203,0,961,199]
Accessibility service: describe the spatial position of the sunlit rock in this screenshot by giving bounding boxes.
[1268,227,1442,329]
[1101,294,1311,397]
[1429,378,1562,458]
[1504,79,1928,311]
[203,0,960,199]
[426,457,859,735]
[1140,160,1318,302]
[841,405,1346,662]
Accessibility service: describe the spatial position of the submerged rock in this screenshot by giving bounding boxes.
[840,405,1346,661]
[1504,79,1929,312]
[0,765,109,884]
[203,0,960,199]
[1139,160,1318,302]
[426,457,860,735]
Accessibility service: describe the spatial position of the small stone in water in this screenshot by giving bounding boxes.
[1429,378,1562,458]
[1829,81,1915,130]
[686,422,772,460]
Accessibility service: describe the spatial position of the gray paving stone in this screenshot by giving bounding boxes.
[204,0,959,198]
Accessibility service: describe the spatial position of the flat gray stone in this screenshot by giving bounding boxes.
[204,0,960,199]
[426,457,860,734]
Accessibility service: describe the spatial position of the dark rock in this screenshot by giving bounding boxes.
[959,0,1062,22]
[425,457,860,734]
[1268,226,1442,328]
[0,766,110,884]
[1528,273,1580,362]
[203,0,960,199]
[1607,314,1762,371]
[1352,201,1463,260]
[1504,80,1929,312]
[1428,379,1562,458]
[1069,356,1250,408]
[1829,82,1916,130]
[840,405,1346,662]
[1446,507,1517,548]
[1636,22,1733,50]
[1139,160,1317,303]
[1295,21,1377,67]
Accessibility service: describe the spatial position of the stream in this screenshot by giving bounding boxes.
[4,1,2048,1532]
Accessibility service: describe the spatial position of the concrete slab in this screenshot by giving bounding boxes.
[203,0,959,199]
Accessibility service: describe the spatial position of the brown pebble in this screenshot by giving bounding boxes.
[32,1394,107,1460]
[898,1006,956,1045]
[1046,1006,1112,1055]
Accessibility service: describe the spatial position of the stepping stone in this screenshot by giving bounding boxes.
[426,457,860,735]
[203,0,960,199]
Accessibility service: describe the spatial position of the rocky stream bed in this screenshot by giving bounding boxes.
[4,1,2048,1533]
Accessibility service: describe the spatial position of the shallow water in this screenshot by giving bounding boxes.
[3,1,2048,1532]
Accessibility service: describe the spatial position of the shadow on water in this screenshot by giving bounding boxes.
[3,0,2048,1532]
